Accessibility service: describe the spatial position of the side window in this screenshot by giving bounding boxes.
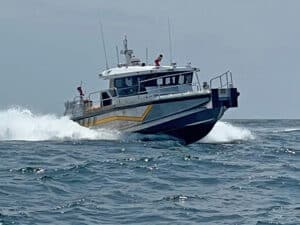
[157,78,163,86]
[165,77,170,85]
[132,77,138,86]
[101,91,112,106]
[138,76,146,92]
[125,77,133,86]
[184,74,193,84]
[179,75,184,84]
[115,78,124,88]
[171,76,176,85]
[101,91,110,99]
[174,75,179,85]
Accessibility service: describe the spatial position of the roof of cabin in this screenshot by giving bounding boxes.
[100,65,197,80]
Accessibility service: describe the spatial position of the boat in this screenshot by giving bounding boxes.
[64,36,239,144]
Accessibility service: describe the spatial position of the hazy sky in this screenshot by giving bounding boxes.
[0,0,299,118]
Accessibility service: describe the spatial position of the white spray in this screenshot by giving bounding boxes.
[0,107,120,141]
[201,121,254,143]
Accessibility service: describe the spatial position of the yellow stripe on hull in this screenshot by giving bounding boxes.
[82,105,152,127]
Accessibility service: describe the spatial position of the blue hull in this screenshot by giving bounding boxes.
[137,107,224,144]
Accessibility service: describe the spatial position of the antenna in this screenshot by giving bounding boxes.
[100,19,109,69]
[146,47,148,65]
[168,18,173,65]
[116,46,120,65]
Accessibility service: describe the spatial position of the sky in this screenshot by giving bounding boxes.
[0,0,299,119]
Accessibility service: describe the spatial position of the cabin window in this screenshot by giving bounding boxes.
[174,75,179,85]
[184,74,193,84]
[179,75,184,84]
[101,91,110,99]
[143,78,156,86]
[115,77,138,88]
[101,91,112,106]
[157,78,163,86]
[125,77,133,86]
[171,76,176,85]
[114,77,139,96]
[115,78,124,88]
[113,72,193,97]
[165,77,170,85]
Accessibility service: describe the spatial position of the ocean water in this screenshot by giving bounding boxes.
[0,108,299,225]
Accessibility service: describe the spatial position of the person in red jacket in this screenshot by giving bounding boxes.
[154,54,163,66]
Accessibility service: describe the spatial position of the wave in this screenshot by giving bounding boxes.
[200,121,254,143]
[271,127,300,134]
[0,107,120,141]
[281,128,300,133]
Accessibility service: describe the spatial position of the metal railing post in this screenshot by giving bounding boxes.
[226,72,229,88]
[209,70,234,89]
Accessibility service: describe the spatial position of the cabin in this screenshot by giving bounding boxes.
[100,65,196,98]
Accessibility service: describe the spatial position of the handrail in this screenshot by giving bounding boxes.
[73,96,82,102]
[115,82,200,97]
[209,70,233,89]
[88,90,101,98]
[88,88,118,99]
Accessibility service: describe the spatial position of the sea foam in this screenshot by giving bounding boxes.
[0,107,120,141]
[201,121,254,143]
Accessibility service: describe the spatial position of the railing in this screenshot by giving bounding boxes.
[209,70,233,89]
[114,82,200,99]
[138,83,201,100]
[87,88,118,108]
[73,95,83,102]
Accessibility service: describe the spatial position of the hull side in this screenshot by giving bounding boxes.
[74,95,211,132]
[136,107,225,144]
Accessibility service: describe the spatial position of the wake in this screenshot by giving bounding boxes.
[0,107,120,141]
[0,107,254,143]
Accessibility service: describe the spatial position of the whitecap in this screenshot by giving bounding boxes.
[0,107,120,141]
[200,121,254,143]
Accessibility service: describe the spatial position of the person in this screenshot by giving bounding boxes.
[77,86,84,97]
[154,54,163,66]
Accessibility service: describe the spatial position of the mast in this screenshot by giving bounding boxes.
[146,47,148,65]
[100,20,109,69]
[168,18,173,65]
[120,35,133,66]
[116,46,120,65]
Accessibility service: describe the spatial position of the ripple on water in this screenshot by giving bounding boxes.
[12,167,45,174]
[0,120,299,224]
